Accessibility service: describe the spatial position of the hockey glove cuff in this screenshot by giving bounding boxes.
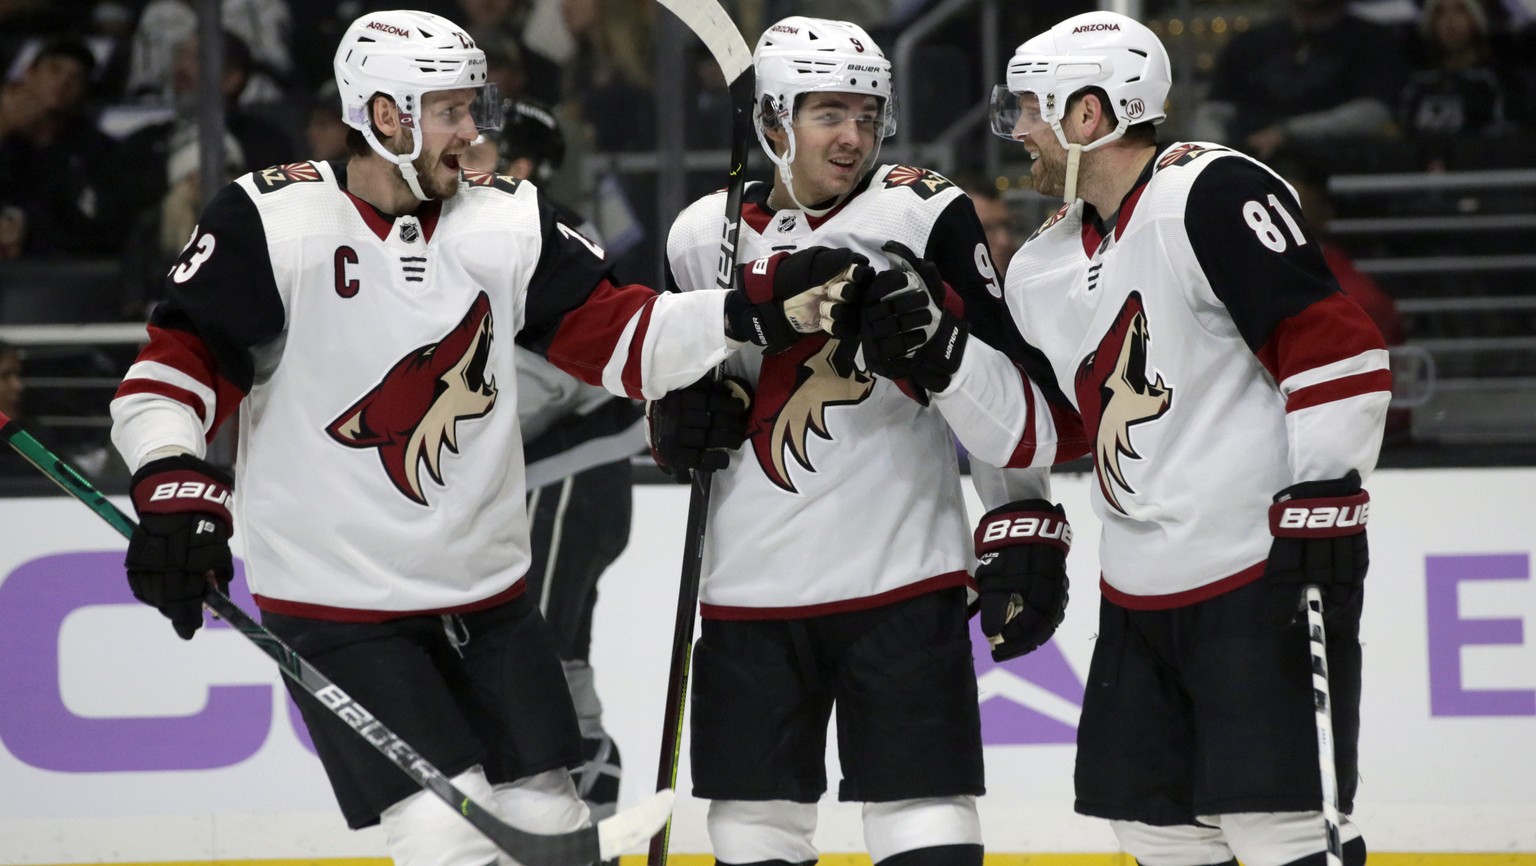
[647,374,752,479]
[126,454,235,640]
[974,499,1071,662]
[1265,469,1369,625]
[724,247,873,352]
[860,240,968,394]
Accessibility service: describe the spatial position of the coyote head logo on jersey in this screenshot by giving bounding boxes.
[326,292,498,505]
[750,336,872,493]
[1074,292,1172,514]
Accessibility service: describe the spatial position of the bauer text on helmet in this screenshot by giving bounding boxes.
[988,11,1170,154]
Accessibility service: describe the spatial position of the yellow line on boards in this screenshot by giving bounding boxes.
[23,855,1536,866]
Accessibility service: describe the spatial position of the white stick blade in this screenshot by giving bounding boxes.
[654,0,752,82]
[597,788,676,860]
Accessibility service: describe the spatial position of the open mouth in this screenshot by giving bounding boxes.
[443,153,461,171]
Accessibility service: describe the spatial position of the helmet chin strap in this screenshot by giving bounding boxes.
[363,123,433,203]
[1063,142,1082,204]
[769,125,875,217]
[396,159,431,202]
[1048,112,1128,205]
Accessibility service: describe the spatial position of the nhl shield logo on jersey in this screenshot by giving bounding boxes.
[462,169,523,194]
[254,162,323,192]
[326,292,498,506]
[1074,292,1173,514]
[882,165,953,200]
[750,337,872,494]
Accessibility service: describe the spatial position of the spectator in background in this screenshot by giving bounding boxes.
[560,0,654,152]
[305,79,349,161]
[957,176,1018,281]
[1271,148,1411,440]
[84,1,136,102]
[0,37,118,258]
[124,0,293,105]
[457,0,562,105]
[0,341,30,475]
[1400,0,1522,167]
[481,33,532,103]
[104,30,297,245]
[119,130,245,320]
[1191,0,1408,161]
[0,341,23,420]
[0,205,23,259]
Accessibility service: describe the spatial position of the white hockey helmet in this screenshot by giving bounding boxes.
[752,16,896,212]
[988,11,1170,153]
[333,9,501,199]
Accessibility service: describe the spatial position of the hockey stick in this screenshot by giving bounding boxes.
[647,2,753,864]
[1304,585,1345,866]
[0,408,672,866]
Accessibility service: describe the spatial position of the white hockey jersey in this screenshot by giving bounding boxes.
[936,144,1391,607]
[666,165,1062,619]
[111,161,731,620]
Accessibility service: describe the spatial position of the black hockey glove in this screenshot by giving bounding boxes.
[973,499,1071,662]
[125,454,235,640]
[860,240,968,394]
[723,246,873,353]
[647,374,752,479]
[1265,470,1369,626]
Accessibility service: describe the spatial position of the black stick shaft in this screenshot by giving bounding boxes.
[647,59,757,866]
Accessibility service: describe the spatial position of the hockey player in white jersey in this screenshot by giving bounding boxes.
[107,10,864,864]
[652,16,1086,866]
[860,11,1390,866]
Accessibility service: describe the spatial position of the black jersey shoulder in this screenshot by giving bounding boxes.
[517,191,618,353]
[151,181,286,391]
[1181,152,1342,353]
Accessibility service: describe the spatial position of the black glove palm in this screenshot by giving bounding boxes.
[974,499,1072,662]
[126,454,235,640]
[860,240,968,393]
[1266,469,1370,625]
[724,246,872,353]
[647,375,752,478]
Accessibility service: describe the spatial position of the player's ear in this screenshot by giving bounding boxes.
[1082,91,1113,138]
[369,94,403,140]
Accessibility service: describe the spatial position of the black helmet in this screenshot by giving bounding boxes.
[497,98,566,183]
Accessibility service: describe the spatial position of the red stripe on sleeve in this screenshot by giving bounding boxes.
[1004,364,1040,468]
[621,296,659,399]
[545,279,662,395]
[1254,293,1387,384]
[115,378,208,421]
[116,325,247,439]
[1286,369,1394,412]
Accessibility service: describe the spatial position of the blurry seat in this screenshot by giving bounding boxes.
[0,260,122,324]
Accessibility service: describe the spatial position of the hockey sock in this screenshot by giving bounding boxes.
[875,843,984,866]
